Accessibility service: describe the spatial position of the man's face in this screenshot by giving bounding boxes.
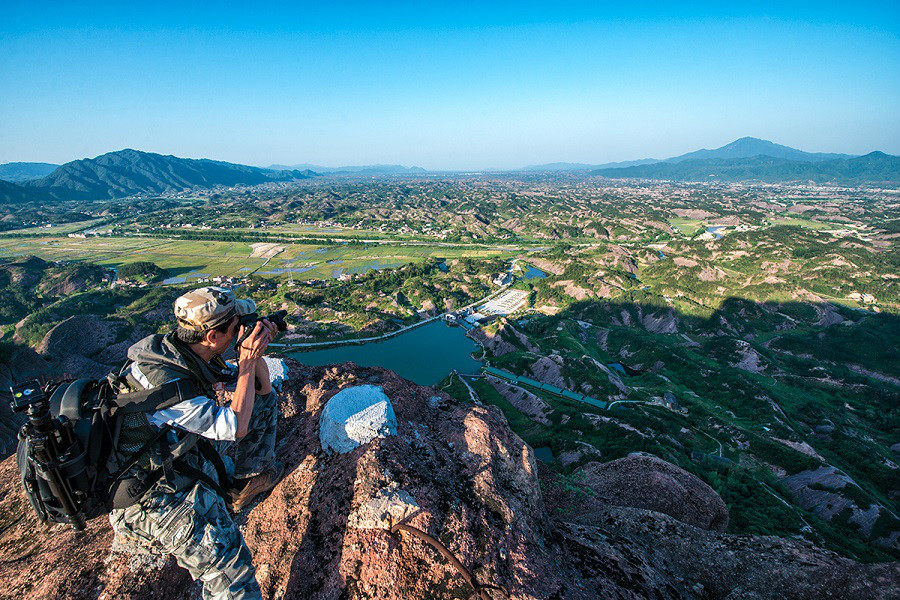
[206,315,239,354]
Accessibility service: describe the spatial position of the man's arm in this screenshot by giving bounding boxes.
[232,320,278,438]
[255,355,272,396]
[134,361,239,440]
[147,397,239,440]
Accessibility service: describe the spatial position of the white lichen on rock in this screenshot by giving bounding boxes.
[319,384,398,454]
[349,487,420,530]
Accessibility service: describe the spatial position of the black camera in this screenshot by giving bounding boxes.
[234,309,288,348]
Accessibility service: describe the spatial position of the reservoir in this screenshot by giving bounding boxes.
[291,320,483,386]
[522,265,547,280]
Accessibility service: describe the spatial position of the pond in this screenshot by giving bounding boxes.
[260,266,316,275]
[342,258,408,275]
[522,265,547,280]
[608,362,627,375]
[291,320,483,386]
[162,272,209,284]
[707,225,724,240]
[533,446,555,462]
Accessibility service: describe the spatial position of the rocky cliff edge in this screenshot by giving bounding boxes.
[0,360,896,599]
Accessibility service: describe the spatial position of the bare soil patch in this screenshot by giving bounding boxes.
[249,242,285,259]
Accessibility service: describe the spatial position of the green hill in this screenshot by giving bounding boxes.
[23,149,315,201]
[666,137,855,163]
[0,179,47,204]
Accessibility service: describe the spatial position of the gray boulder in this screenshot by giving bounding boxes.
[558,441,602,467]
[319,384,397,454]
[577,454,729,531]
[783,466,892,541]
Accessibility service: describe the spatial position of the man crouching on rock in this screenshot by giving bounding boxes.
[110,286,283,599]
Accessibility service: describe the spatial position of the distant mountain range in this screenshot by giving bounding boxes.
[593,151,900,185]
[664,137,854,163]
[0,162,59,183]
[519,137,899,185]
[522,137,860,172]
[0,149,315,203]
[1,139,897,204]
[267,163,427,175]
[521,158,658,172]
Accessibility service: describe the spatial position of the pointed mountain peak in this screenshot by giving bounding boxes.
[721,137,781,149]
[666,137,856,164]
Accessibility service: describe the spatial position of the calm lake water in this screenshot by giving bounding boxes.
[291,320,483,386]
[533,447,556,462]
[522,265,547,280]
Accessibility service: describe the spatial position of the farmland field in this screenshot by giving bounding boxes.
[668,218,707,236]
[0,218,109,235]
[0,235,517,283]
[767,216,842,230]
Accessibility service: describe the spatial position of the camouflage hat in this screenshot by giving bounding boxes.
[174,286,256,332]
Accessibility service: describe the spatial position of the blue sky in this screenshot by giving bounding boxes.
[1,2,898,170]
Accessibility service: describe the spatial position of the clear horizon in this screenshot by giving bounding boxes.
[2,2,899,170]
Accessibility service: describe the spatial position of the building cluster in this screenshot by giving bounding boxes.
[492,272,513,286]
[68,228,113,238]
[462,289,530,326]
[848,291,877,304]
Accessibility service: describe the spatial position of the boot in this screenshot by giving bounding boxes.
[226,461,284,512]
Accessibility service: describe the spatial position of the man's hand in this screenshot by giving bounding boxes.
[233,319,277,438]
[237,319,278,364]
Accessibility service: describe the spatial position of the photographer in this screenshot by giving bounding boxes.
[109,286,283,600]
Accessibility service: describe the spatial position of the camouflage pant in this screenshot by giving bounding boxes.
[226,389,279,480]
[111,481,261,599]
[110,391,279,599]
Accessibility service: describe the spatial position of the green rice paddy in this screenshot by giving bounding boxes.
[0,235,517,284]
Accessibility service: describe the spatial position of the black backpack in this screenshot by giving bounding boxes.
[13,374,230,531]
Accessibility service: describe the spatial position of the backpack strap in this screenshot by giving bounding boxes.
[169,457,230,499]
[109,468,167,509]
[154,432,204,487]
[106,376,235,509]
[108,434,232,509]
[107,424,175,509]
[196,438,231,492]
[111,379,202,416]
[109,425,174,482]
